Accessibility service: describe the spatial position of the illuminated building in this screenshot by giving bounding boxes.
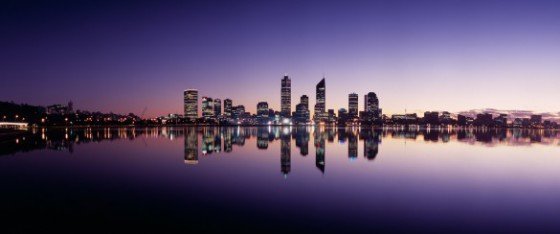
[531,115,542,126]
[202,96,214,118]
[281,75,291,117]
[214,98,221,116]
[364,92,379,112]
[294,103,310,124]
[223,99,232,117]
[348,93,358,118]
[232,105,245,119]
[183,89,198,121]
[314,78,326,122]
[257,102,269,124]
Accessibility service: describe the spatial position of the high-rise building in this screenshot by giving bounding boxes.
[530,115,543,126]
[348,93,358,118]
[213,98,221,116]
[314,78,326,121]
[202,96,214,118]
[184,89,198,121]
[281,75,291,117]
[294,103,310,124]
[364,92,379,112]
[223,99,232,117]
[338,108,348,125]
[300,95,309,110]
[361,91,381,125]
[257,102,269,118]
[232,105,245,119]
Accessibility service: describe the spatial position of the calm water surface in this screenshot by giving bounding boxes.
[1,127,560,233]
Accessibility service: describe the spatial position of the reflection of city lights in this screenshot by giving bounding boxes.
[15,139,19,144]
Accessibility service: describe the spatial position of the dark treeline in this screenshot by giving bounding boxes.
[0,101,142,126]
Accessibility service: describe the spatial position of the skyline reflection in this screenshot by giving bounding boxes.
[2,127,560,177]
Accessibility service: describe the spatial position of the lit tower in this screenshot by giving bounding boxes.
[184,89,198,121]
[281,75,291,117]
[348,93,358,118]
[223,99,232,117]
[314,78,326,121]
[202,96,214,118]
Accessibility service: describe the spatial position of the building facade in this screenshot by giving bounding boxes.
[184,89,198,121]
[223,99,232,117]
[314,78,326,121]
[281,75,291,117]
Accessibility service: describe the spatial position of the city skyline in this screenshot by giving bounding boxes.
[1,0,560,118]
[179,74,559,122]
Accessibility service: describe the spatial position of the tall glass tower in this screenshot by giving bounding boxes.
[184,89,198,121]
[281,75,291,117]
[348,93,358,117]
[314,78,326,120]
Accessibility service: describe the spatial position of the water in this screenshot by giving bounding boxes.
[1,127,560,233]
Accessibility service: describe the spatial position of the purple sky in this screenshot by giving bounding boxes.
[1,0,559,117]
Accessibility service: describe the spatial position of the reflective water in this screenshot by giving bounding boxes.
[1,127,560,233]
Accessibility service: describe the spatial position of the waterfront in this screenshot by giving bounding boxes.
[1,127,560,232]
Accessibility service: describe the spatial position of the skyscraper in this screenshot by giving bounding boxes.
[214,98,221,116]
[364,92,379,112]
[300,95,309,110]
[202,96,214,118]
[294,103,310,124]
[281,75,291,117]
[184,89,198,121]
[224,99,232,117]
[348,93,358,118]
[257,102,269,118]
[314,78,326,121]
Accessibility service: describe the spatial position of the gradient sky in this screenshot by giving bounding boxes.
[1,0,559,117]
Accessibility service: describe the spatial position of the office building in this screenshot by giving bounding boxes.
[183,89,198,120]
[348,93,358,118]
[314,78,326,121]
[214,98,221,116]
[300,95,309,110]
[202,96,214,118]
[281,75,291,117]
[223,99,232,117]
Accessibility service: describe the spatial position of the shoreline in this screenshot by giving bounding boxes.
[15,124,560,130]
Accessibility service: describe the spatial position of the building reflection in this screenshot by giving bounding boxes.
[2,126,560,177]
[360,129,380,160]
[281,127,291,176]
[257,127,269,149]
[348,128,358,160]
[314,127,326,174]
[294,127,309,156]
[184,127,198,165]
